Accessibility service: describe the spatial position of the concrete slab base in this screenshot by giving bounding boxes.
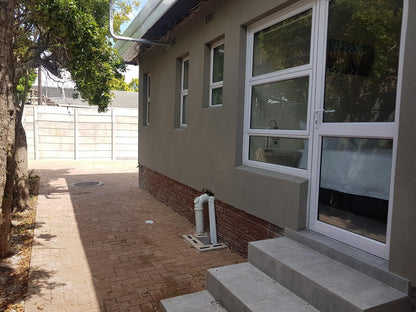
[183,234,227,252]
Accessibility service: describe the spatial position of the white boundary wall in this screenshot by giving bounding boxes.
[23,105,138,160]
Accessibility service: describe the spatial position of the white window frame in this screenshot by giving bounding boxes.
[307,0,406,260]
[180,57,189,127]
[209,39,225,107]
[242,0,317,178]
[145,73,151,126]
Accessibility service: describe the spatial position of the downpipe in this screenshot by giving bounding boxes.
[194,193,218,244]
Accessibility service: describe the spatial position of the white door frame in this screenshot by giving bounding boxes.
[307,0,409,260]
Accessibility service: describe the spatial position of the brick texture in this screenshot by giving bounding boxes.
[25,160,245,312]
[139,165,283,256]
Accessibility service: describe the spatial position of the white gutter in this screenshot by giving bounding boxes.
[114,0,178,62]
[109,0,169,46]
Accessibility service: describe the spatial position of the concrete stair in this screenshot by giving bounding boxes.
[161,232,411,312]
[207,262,319,312]
[161,291,227,312]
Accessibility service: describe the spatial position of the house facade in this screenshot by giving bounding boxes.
[116,0,416,293]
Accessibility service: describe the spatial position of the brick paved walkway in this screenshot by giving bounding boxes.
[25,161,244,312]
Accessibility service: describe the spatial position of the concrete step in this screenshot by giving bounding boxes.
[249,237,410,312]
[207,262,319,312]
[285,228,410,294]
[160,291,227,312]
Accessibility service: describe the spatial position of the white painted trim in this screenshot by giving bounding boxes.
[316,123,396,139]
[247,0,315,40]
[246,129,310,138]
[243,0,316,177]
[243,158,310,179]
[180,57,189,127]
[249,64,313,84]
[312,220,389,259]
[145,73,151,126]
[307,0,406,260]
[209,39,225,107]
[384,0,409,260]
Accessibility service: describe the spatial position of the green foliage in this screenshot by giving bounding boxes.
[111,77,139,92]
[128,78,139,92]
[111,77,130,91]
[113,0,140,35]
[16,70,36,94]
[15,69,37,105]
[14,0,140,111]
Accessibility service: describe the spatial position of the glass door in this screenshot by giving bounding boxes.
[309,0,404,259]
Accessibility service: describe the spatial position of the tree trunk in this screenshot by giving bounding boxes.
[0,0,16,258]
[13,108,29,212]
[0,139,16,258]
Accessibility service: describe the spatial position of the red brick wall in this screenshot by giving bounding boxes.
[139,165,283,257]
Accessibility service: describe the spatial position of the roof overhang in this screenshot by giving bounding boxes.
[114,0,208,63]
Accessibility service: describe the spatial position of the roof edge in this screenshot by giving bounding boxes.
[114,0,178,62]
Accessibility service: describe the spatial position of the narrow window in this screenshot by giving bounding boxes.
[210,40,224,106]
[180,57,189,127]
[144,73,151,126]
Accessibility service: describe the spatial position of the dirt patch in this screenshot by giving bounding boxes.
[0,174,39,312]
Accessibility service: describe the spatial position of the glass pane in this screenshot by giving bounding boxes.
[147,75,151,97]
[146,102,150,125]
[213,44,224,83]
[249,136,308,169]
[253,9,312,76]
[250,77,309,130]
[324,0,403,123]
[183,60,189,90]
[211,87,223,106]
[318,137,392,243]
[181,95,188,125]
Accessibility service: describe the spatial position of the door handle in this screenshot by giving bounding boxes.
[314,109,324,128]
[314,109,335,128]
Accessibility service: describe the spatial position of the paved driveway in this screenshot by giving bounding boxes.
[25,161,243,312]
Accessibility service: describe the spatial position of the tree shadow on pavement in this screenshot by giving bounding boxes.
[25,162,244,312]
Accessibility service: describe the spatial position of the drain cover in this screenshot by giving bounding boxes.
[70,181,103,187]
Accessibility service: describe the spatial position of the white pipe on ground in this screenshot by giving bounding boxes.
[208,196,217,244]
[193,193,218,244]
[194,194,209,235]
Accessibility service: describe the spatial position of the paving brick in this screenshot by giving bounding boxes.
[25,160,244,312]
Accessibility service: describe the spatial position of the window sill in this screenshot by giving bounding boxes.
[236,163,308,184]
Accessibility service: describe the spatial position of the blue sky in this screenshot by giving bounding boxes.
[120,0,148,81]
[120,0,148,33]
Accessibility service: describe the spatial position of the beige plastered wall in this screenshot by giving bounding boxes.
[137,0,416,284]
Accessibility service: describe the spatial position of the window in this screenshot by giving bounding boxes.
[144,73,151,126]
[180,57,189,127]
[210,40,224,106]
[243,4,314,174]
